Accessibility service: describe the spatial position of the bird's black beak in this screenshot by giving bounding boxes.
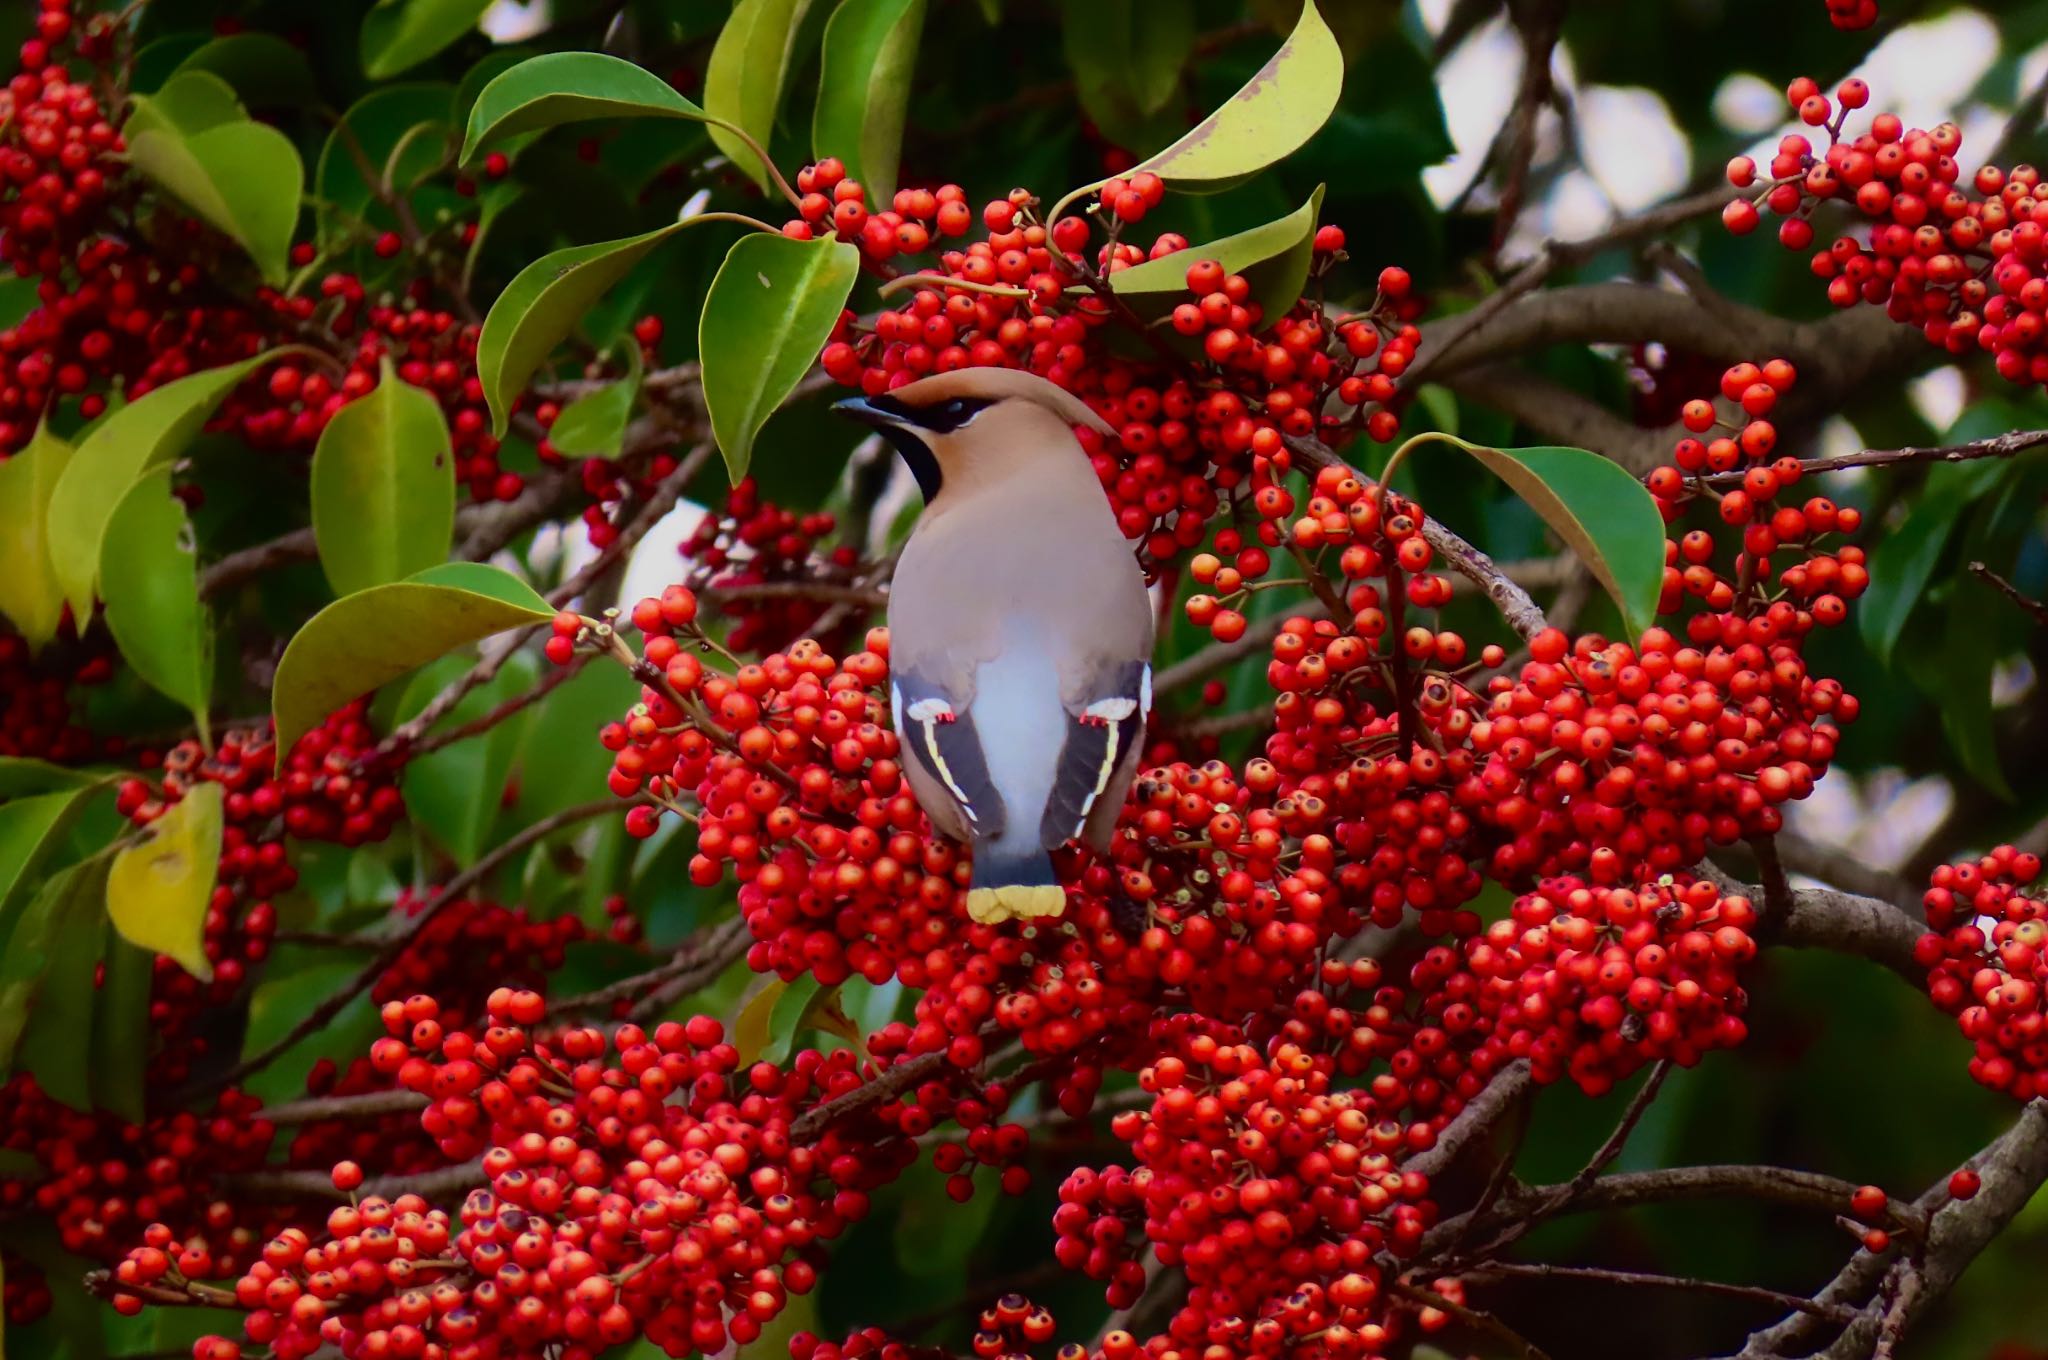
[832,394,907,429]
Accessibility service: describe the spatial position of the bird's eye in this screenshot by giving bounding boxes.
[940,399,969,417]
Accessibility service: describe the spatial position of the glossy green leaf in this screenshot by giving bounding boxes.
[397,653,537,867]
[107,781,223,982]
[547,347,642,459]
[128,120,303,285]
[813,0,927,203]
[1415,435,1665,639]
[89,937,154,1123]
[1128,0,1341,190]
[700,232,861,482]
[46,355,269,620]
[125,69,243,143]
[461,51,711,164]
[359,0,494,80]
[99,471,213,738]
[312,358,457,596]
[0,273,40,330]
[1060,0,1193,140]
[508,658,640,826]
[0,788,95,940]
[1110,184,1324,323]
[478,220,690,436]
[172,33,319,109]
[15,876,104,1110]
[240,947,387,1105]
[703,0,815,193]
[315,84,458,253]
[271,561,554,762]
[1859,459,2008,668]
[0,758,106,799]
[0,424,73,652]
[0,857,109,1077]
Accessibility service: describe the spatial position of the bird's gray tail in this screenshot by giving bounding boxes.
[964,843,1065,925]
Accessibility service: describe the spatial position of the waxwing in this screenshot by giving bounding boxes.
[835,368,1154,924]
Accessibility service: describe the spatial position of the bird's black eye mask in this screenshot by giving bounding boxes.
[861,395,994,502]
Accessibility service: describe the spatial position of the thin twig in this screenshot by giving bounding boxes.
[1467,1261,1862,1325]
[256,1088,429,1124]
[1968,561,2048,627]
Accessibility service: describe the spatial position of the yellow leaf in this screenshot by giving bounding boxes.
[732,976,788,1065]
[106,782,223,982]
[0,425,73,652]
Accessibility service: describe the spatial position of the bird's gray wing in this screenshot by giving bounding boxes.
[1039,658,1149,849]
[892,667,1006,838]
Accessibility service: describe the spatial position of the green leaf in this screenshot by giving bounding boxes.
[312,358,457,596]
[508,658,639,826]
[315,84,457,253]
[813,0,927,203]
[45,354,269,620]
[359,0,494,80]
[89,937,154,1123]
[171,33,319,109]
[240,947,386,1105]
[128,120,304,286]
[1858,459,2008,667]
[547,347,642,459]
[0,788,96,941]
[271,561,554,762]
[0,424,74,652]
[1109,184,1324,324]
[0,857,110,1078]
[396,653,537,867]
[125,69,243,143]
[1126,0,1342,190]
[700,232,861,482]
[107,781,223,982]
[0,1148,39,1177]
[1410,435,1665,639]
[16,888,104,1109]
[0,758,106,799]
[0,273,40,330]
[1060,0,1193,140]
[478,220,691,436]
[703,0,815,193]
[460,50,711,164]
[99,471,214,738]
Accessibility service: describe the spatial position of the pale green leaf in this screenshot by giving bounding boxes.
[1109,184,1324,324]
[107,781,223,982]
[0,424,73,651]
[315,84,457,253]
[0,857,110,1077]
[312,358,457,595]
[45,354,270,619]
[547,346,642,459]
[128,120,304,285]
[1127,0,1341,189]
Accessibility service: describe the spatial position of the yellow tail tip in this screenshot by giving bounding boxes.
[965,884,1067,925]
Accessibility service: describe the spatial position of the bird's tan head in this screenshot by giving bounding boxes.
[832,368,1115,502]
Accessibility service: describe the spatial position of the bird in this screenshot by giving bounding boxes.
[834,368,1155,926]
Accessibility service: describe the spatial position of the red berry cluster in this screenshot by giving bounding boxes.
[0,1078,294,1314]
[152,990,955,1360]
[807,171,1420,565]
[1825,0,1877,29]
[796,1294,1061,1360]
[1918,845,2048,1098]
[1724,77,2048,389]
[1073,1019,1432,1352]
[673,480,858,655]
[0,627,118,762]
[371,893,592,1026]
[113,704,405,1081]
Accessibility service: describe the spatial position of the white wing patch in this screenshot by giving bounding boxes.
[1072,665,1150,835]
[893,684,978,823]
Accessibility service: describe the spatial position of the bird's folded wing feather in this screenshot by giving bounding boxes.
[1039,659,1150,848]
[892,669,1006,836]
